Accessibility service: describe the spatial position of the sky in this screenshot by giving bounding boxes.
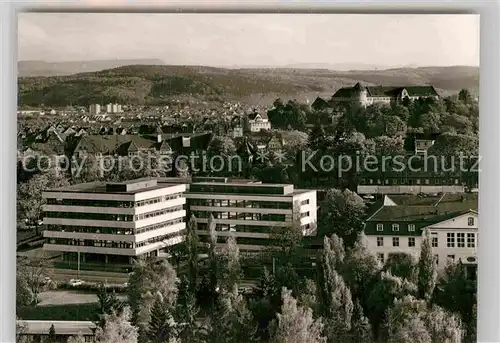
[18,13,480,68]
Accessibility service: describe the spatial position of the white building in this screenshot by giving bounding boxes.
[246,111,271,132]
[89,104,101,115]
[364,194,478,271]
[106,103,122,114]
[178,181,317,252]
[42,178,187,267]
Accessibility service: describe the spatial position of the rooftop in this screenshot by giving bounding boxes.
[367,193,478,222]
[45,178,180,195]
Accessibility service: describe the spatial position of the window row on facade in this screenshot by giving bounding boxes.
[45,205,184,222]
[362,178,461,186]
[446,232,477,248]
[376,232,476,248]
[48,230,186,249]
[46,192,182,208]
[46,217,184,236]
[188,198,294,210]
[376,217,475,233]
[190,211,292,222]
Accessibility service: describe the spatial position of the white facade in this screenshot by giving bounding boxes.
[357,185,465,195]
[365,211,478,269]
[184,182,317,251]
[106,103,122,113]
[248,114,271,132]
[89,104,101,115]
[42,179,187,264]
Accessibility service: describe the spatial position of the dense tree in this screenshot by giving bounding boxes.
[433,262,476,326]
[386,296,431,343]
[175,276,202,343]
[342,233,381,302]
[270,288,326,343]
[185,215,200,290]
[209,286,258,343]
[219,234,243,292]
[48,324,56,342]
[97,283,123,326]
[308,124,327,151]
[418,231,438,301]
[95,307,139,343]
[384,252,418,283]
[318,235,353,342]
[319,188,366,247]
[458,89,473,105]
[206,214,219,295]
[67,334,86,343]
[423,305,464,343]
[367,272,418,340]
[17,256,53,304]
[147,292,177,343]
[350,300,373,343]
[127,258,178,336]
[17,170,69,235]
[373,135,405,156]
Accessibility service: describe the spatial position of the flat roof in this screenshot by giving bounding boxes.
[45,180,183,195]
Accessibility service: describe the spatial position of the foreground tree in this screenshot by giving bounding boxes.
[127,258,178,336]
[318,235,353,342]
[418,231,437,301]
[319,188,366,247]
[147,292,177,343]
[386,296,431,343]
[17,170,69,235]
[95,307,139,343]
[219,234,243,292]
[270,288,326,343]
[67,334,86,343]
[185,215,200,290]
[423,305,464,343]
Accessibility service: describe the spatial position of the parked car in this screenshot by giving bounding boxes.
[68,279,84,287]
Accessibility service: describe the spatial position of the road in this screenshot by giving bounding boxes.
[51,268,129,285]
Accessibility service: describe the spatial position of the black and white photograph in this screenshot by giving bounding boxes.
[15,13,479,343]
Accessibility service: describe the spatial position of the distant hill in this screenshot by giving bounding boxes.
[18,59,166,77]
[17,64,479,107]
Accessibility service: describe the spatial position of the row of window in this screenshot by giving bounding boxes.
[376,232,477,248]
[46,218,184,237]
[188,199,293,210]
[45,205,184,222]
[48,230,186,249]
[376,218,475,232]
[447,232,477,248]
[377,236,415,247]
[135,206,183,221]
[363,178,460,186]
[47,193,182,208]
[300,199,310,205]
[135,193,182,207]
[377,223,416,232]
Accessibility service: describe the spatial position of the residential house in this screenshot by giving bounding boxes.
[245,110,271,132]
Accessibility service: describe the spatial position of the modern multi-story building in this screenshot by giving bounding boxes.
[89,104,101,115]
[106,103,123,114]
[42,178,187,268]
[179,181,317,251]
[363,193,478,271]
